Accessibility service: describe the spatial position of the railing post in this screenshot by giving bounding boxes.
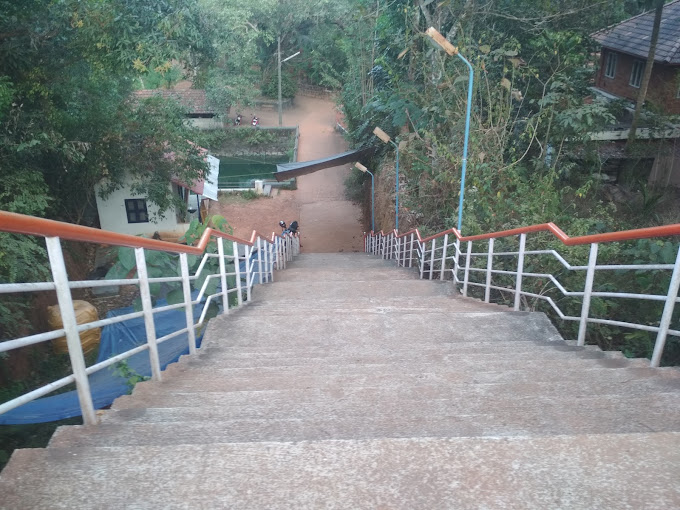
[463,241,472,297]
[409,233,414,267]
[577,243,599,347]
[179,252,197,355]
[514,234,526,312]
[218,238,230,313]
[429,238,436,280]
[233,241,243,306]
[651,245,680,367]
[245,244,252,302]
[257,237,263,286]
[269,240,275,282]
[134,247,162,382]
[453,238,461,290]
[485,238,494,303]
[440,234,449,280]
[419,241,426,279]
[395,236,401,266]
[45,237,97,426]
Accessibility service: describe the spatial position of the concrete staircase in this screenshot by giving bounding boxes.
[1,253,679,508]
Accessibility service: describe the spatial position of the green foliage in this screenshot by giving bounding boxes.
[240,190,260,200]
[113,361,150,394]
[104,215,235,310]
[261,72,298,99]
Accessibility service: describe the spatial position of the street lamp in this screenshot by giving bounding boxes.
[277,36,301,126]
[425,27,474,234]
[373,126,400,232]
[355,162,374,232]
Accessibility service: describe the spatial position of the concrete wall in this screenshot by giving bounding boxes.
[595,50,680,114]
[188,117,226,130]
[95,181,188,236]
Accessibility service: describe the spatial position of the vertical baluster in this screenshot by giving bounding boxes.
[419,241,426,279]
[463,241,472,297]
[577,243,599,346]
[429,238,436,280]
[263,238,269,283]
[514,234,526,312]
[233,241,243,307]
[440,234,449,280]
[45,237,97,426]
[485,238,495,303]
[651,245,680,367]
[245,244,252,302]
[218,238,230,313]
[135,247,161,382]
[269,239,275,282]
[453,238,461,290]
[179,253,197,355]
[257,237,263,286]
[409,233,415,267]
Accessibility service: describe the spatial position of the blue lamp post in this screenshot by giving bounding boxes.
[425,27,474,234]
[373,127,400,232]
[355,162,374,232]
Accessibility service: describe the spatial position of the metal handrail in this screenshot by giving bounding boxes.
[0,211,301,425]
[364,222,680,368]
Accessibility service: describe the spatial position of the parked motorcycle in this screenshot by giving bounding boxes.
[251,115,259,127]
[234,114,242,126]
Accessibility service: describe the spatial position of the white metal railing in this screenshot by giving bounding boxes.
[365,224,680,368]
[0,211,300,425]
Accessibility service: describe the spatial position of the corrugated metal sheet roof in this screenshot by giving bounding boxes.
[592,0,680,64]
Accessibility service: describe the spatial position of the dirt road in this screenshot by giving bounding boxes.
[210,96,364,253]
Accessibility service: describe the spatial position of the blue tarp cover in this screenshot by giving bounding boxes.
[0,298,206,425]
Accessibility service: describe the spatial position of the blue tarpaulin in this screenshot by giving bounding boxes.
[0,252,264,425]
[0,298,207,425]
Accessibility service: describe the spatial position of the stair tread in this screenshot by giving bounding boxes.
[3,433,679,509]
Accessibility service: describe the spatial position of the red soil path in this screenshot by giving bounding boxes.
[209,96,365,253]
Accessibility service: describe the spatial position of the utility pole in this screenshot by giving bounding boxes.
[278,35,283,126]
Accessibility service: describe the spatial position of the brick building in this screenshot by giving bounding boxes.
[592,0,680,114]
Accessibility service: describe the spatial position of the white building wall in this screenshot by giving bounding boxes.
[95,181,187,237]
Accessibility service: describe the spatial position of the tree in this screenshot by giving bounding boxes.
[627,0,665,144]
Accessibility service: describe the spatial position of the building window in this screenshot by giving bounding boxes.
[604,52,617,78]
[629,60,645,88]
[125,199,149,223]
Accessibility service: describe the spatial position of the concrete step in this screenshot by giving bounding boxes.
[274,268,421,282]
[127,368,680,402]
[4,433,678,509]
[110,378,680,412]
[50,393,680,446]
[165,360,674,385]
[252,279,453,300]
[286,253,399,268]
[204,311,565,346]
[180,340,590,359]
[102,392,680,424]
[244,295,507,314]
[170,352,639,370]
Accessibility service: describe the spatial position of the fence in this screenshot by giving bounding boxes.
[0,211,300,425]
[365,222,680,367]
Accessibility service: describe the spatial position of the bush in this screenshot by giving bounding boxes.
[261,72,298,99]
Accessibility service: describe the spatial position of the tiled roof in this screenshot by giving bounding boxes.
[591,0,680,64]
[134,89,214,115]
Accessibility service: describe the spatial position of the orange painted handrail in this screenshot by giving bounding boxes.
[367,221,680,246]
[0,211,282,254]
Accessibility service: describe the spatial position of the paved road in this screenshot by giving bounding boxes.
[215,96,364,253]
